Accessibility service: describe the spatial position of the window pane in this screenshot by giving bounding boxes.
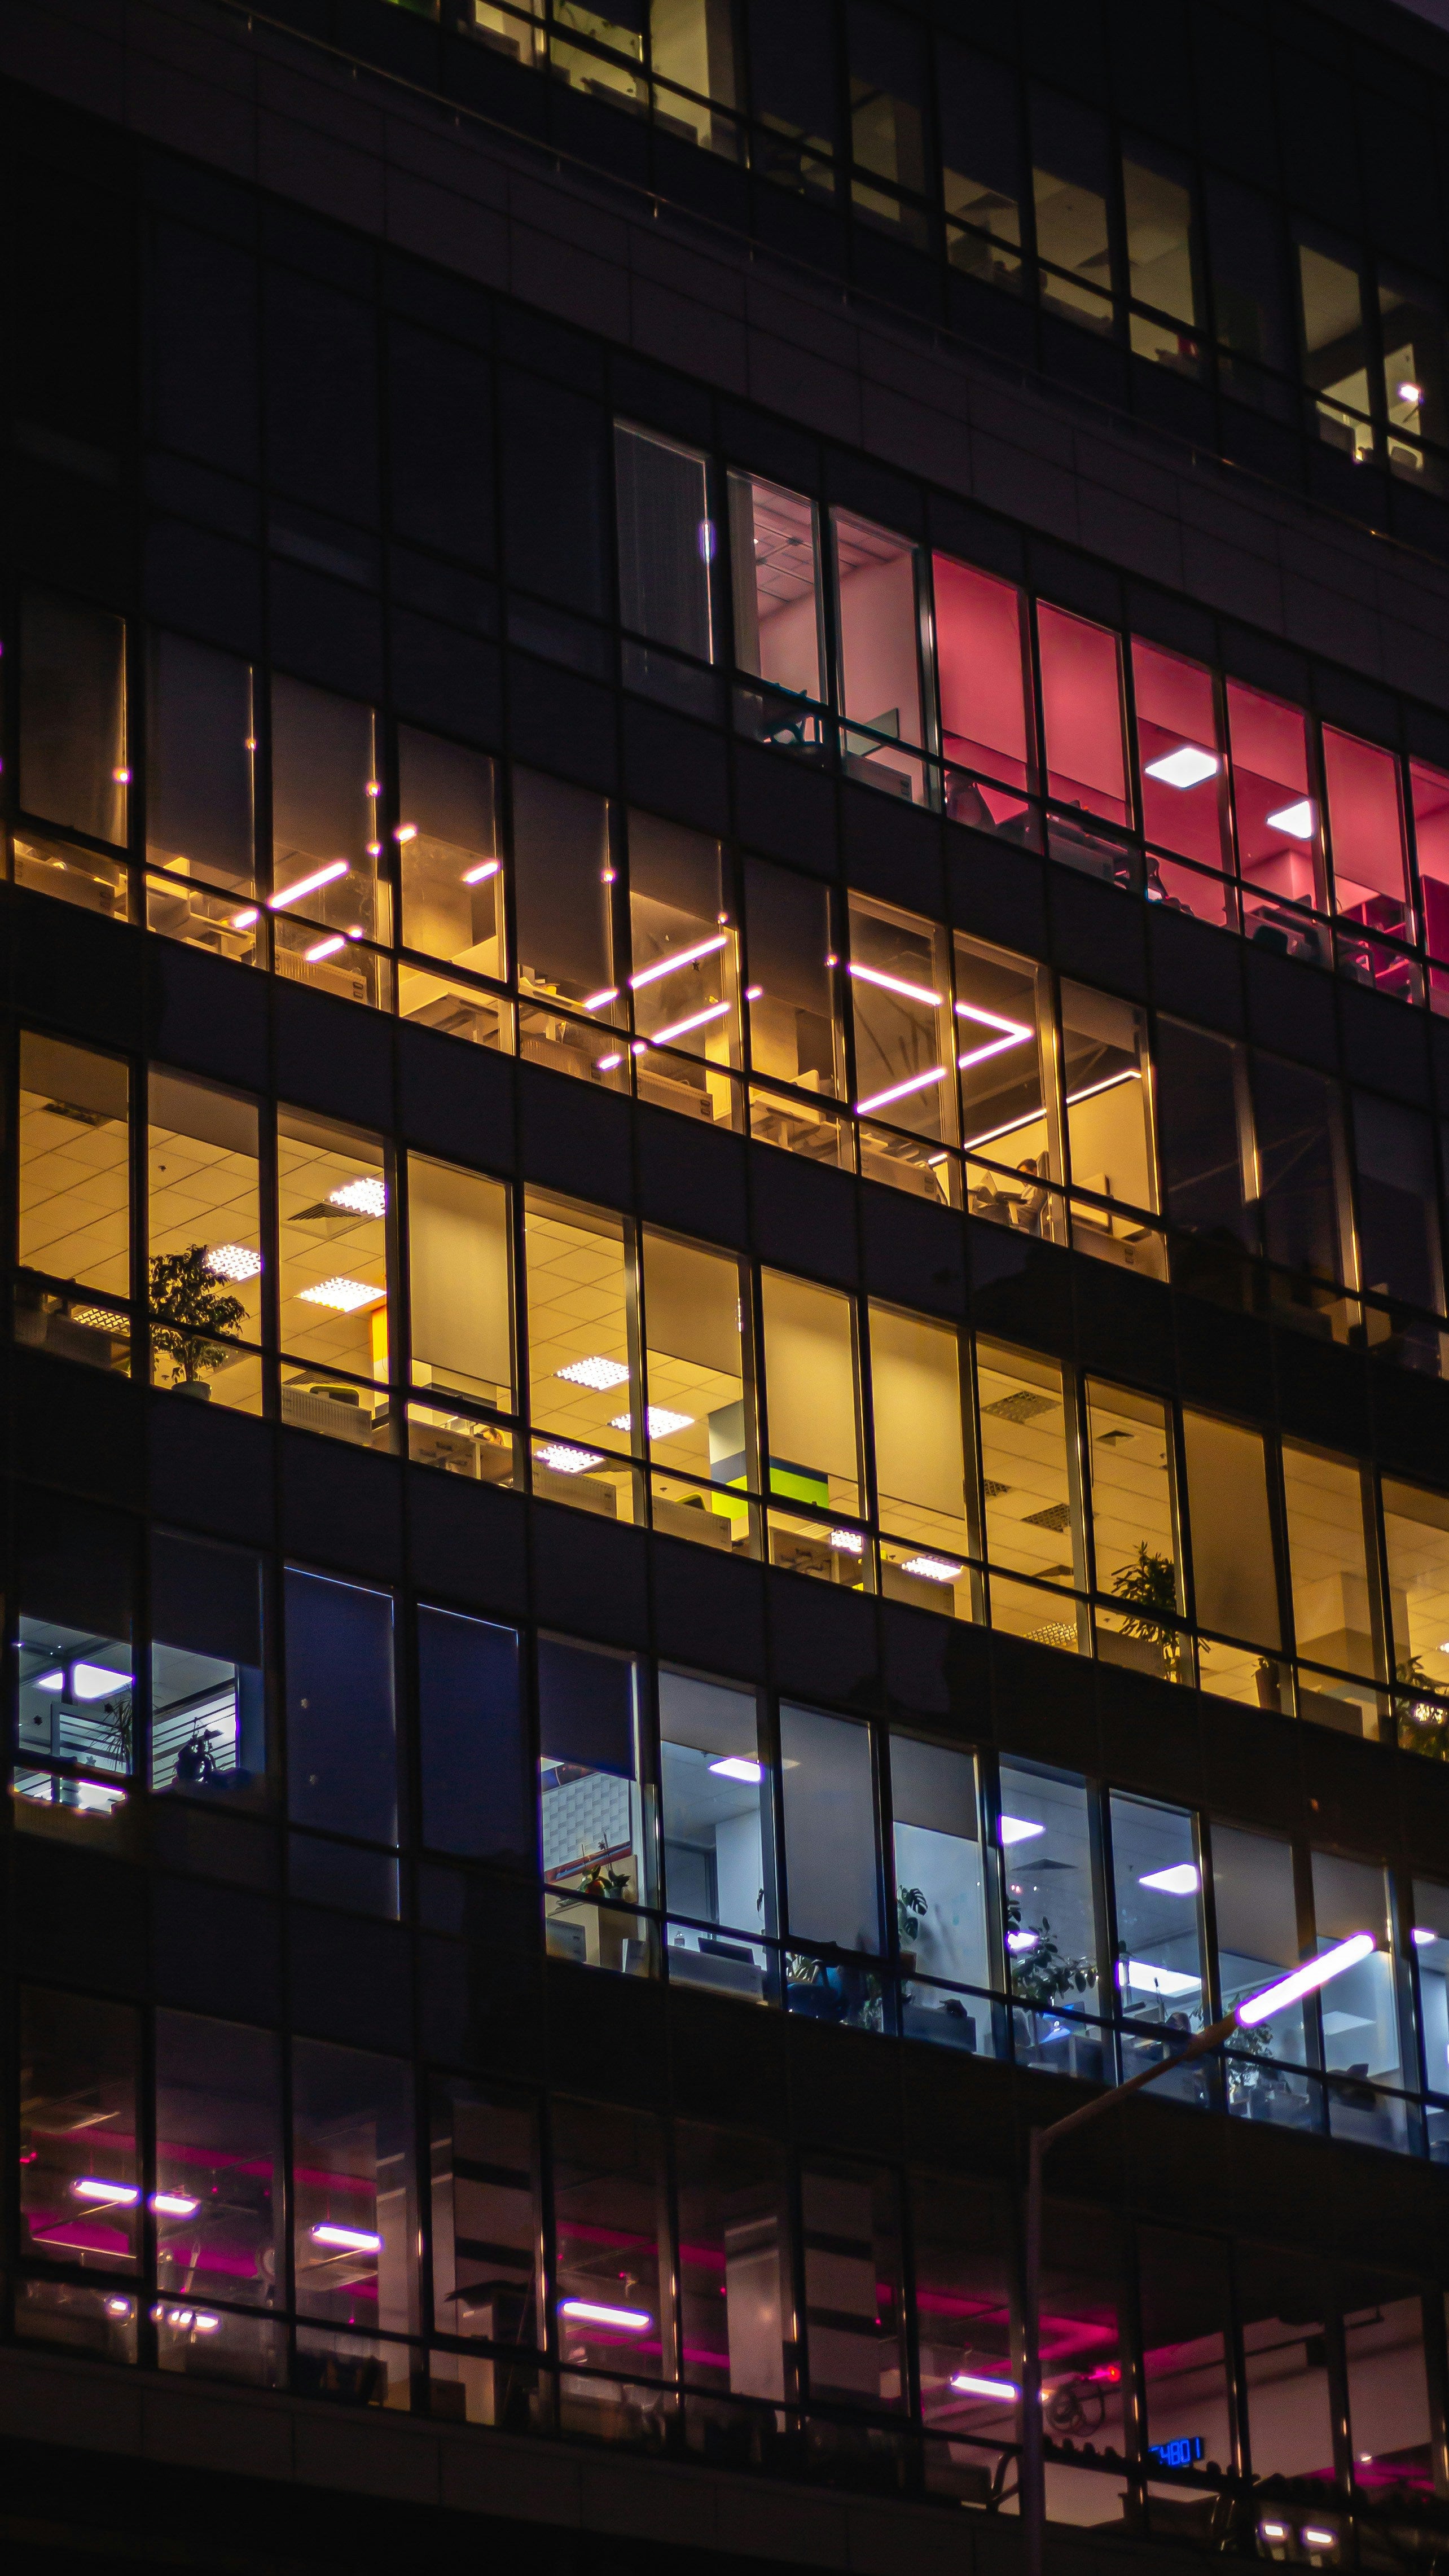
[627,812,739,1082]
[150,1530,265,1801]
[1323,728,1409,938]
[674,2119,790,2398]
[934,557,1033,810]
[1311,1850,1405,2118]
[997,1764,1103,2050]
[146,631,255,894]
[1212,1823,1311,2100]
[1086,1382,1182,1680]
[1411,757,1449,961]
[1240,2246,1334,2487]
[650,0,737,107]
[407,1154,512,1410]
[1206,173,1290,373]
[512,769,616,1013]
[847,0,928,194]
[910,2172,1016,2447]
[154,2011,282,2320]
[395,729,503,1019]
[847,893,953,1139]
[1227,681,1325,932]
[1030,91,1114,326]
[977,1341,1083,1594]
[1380,266,1448,463]
[660,1670,773,1986]
[292,2039,418,2336]
[1037,605,1128,827]
[278,1109,390,1426]
[1341,2269,1432,2492]
[760,1270,862,1519]
[800,2157,904,2410]
[20,588,128,845]
[890,1734,993,2018]
[552,2097,670,2380]
[429,2078,542,2351]
[747,0,836,156]
[1412,1878,1449,2116]
[728,473,825,708]
[642,1228,755,1529]
[1132,640,1226,872]
[742,858,841,1095]
[284,1566,396,1844]
[1123,139,1197,328]
[1253,1055,1351,1285]
[17,1032,131,1306]
[524,1191,639,1511]
[615,422,715,662]
[1182,1409,1280,1650]
[1061,982,1154,1218]
[833,510,929,792]
[938,42,1022,285]
[270,675,386,947]
[1109,1793,1205,2047]
[954,934,1049,1178]
[1383,1478,1449,1702]
[417,1605,526,1865]
[1283,1440,1381,1688]
[15,1495,135,1809]
[539,1638,652,1970]
[1153,1018,1257,1256]
[1354,1093,1443,1313]
[779,1702,881,1956]
[869,1303,971,1592]
[147,1070,262,1411]
[1136,2228,1233,2490]
[1296,223,1372,446]
[1038,2205,1130,2517]
[20,1987,140,2271]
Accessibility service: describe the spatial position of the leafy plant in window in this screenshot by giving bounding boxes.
[94,1689,133,1776]
[896,1882,928,1959]
[577,1844,634,1902]
[1395,1656,1449,1761]
[1110,1543,1183,1678]
[149,1246,246,1388]
[1005,1897,1096,2010]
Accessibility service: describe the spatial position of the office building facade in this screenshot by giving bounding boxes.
[4,0,1449,2563]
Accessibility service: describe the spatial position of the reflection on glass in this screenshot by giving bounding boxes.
[938,42,1021,288]
[19,588,128,848]
[911,2173,1017,2457]
[1137,2227,1235,2508]
[615,422,715,668]
[429,2079,542,2370]
[1031,90,1114,328]
[800,2157,905,2410]
[890,1734,991,2047]
[146,632,255,898]
[1311,1851,1407,2151]
[154,2011,282,2348]
[1211,1823,1311,2123]
[674,2120,789,2399]
[1239,2245,1334,2483]
[20,1988,140,2271]
[552,2097,670,2391]
[291,2039,418,2346]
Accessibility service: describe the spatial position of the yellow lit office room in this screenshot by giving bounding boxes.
[1281,1440,1386,1739]
[628,813,740,1127]
[269,675,390,1006]
[525,1190,640,1520]
[512,771,629,1090]
[14,589,130,921]
[640,1227,757,1550]
[1182,1410,1284,1707]
[394,727,507,1048]
[955,933,1051,1222]
[276,1111,392,1445]
[1381,1479,1449,1754]
[759,1268,867,1585]
[141,631,261,969]
[976,1341,1086,1647]
[1060,983,1162,1276]
[147,1070,264,1415]
[848,893,955,1197]
[868,1302,976,1618]
[1086,1381,1184,1680]
[405,1151,516,1484]
[16,1032,131,1371]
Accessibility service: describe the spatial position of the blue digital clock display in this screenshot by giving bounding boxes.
[1150,2436,1205,2469]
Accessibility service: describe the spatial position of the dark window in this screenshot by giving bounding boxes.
[1138,2227,1233,2508]
[1205,173,1290,378]
[1352,1093,1443,1314]
[19,590,128,846]
[673,2118,791,2399]
[551,2097,670,2383]
[847,0,930,201]
[265,269,380,525]
[428,2077,543,2380]
[499,372,607,617]
[937,41,1021,288]
[387,323,495,567]
[148,220,259,479]
[153,2010,283,2376]
[1154,1017,1258,1254]
[291,2039,418,2366]
[614,422,715,662]
[146,633,256,897]
[1253,1054,1352,1285]
[20,1987,141,2272]
[417,1605,527,1864]
[284,1568,397,1844]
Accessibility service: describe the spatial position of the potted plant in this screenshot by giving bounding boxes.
[1110,1543,1183,1679]
[148,1245,246,1394]
[896,1883,927,1976]
[1004,1898,1096,2011]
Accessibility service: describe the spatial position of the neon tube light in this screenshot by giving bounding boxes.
[559,2299,651,2330]
[268,859,349,910]
[463,859,500,884]
[582,988,620,1012]
[151,2192,200,2218]
[950,2371,1019,2401]
[74,2179,139,2206]
[310,2223,383,2253]
[648,1002,731,1046]
[855,1064,947,1116]
[304,935,345,963]
[847,960,942,1008]
[630,934,727,989]
[1235,1931,1375,2026]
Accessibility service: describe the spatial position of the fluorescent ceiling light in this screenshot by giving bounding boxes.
[230,908,259,931]
[1007,1930,1039,1953]
[72,1663,133,1701]
[902,1555,963,1583]
[462,859,500,884]
[1399,380,1424,405]
[1265,798,1314,840]
[950,2372,1019,2401]
[559,2299,651,2330]
[310,2223,383,2253]
[1139,1863,1200,1896]
[1301,2534,1337,2553]
[537,1443,604,1474]
[556,1355,630,1390]
[74,2178,139,2206]
[744,984,763,1000]
[608,1408,694,1438]
[1236,1930,1375,2026]
[205,1244,262,1283]
[830,1528,864,1553]
[999,1816,1045,1846]
[630,933,727,989]
[648,1001,731,1047]
[597,1053,623,1072]
[298,1277,385,1312]
[304,935,346,963]
[848,960,942,1008]
[269,858,348,910]
[855,1064,948,1117]
[33,1670,64,1692]
[1259,2525,1290,2546]
[394,824,418,844]
[709,1756,763,1783]
[105,2298,133,2319]
[152,2192,200,2218]
[1121,1958,1201,1997]
[1145,745,1219,790]
[1413,1926,1439,1947]
[328,1177,387,1218]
